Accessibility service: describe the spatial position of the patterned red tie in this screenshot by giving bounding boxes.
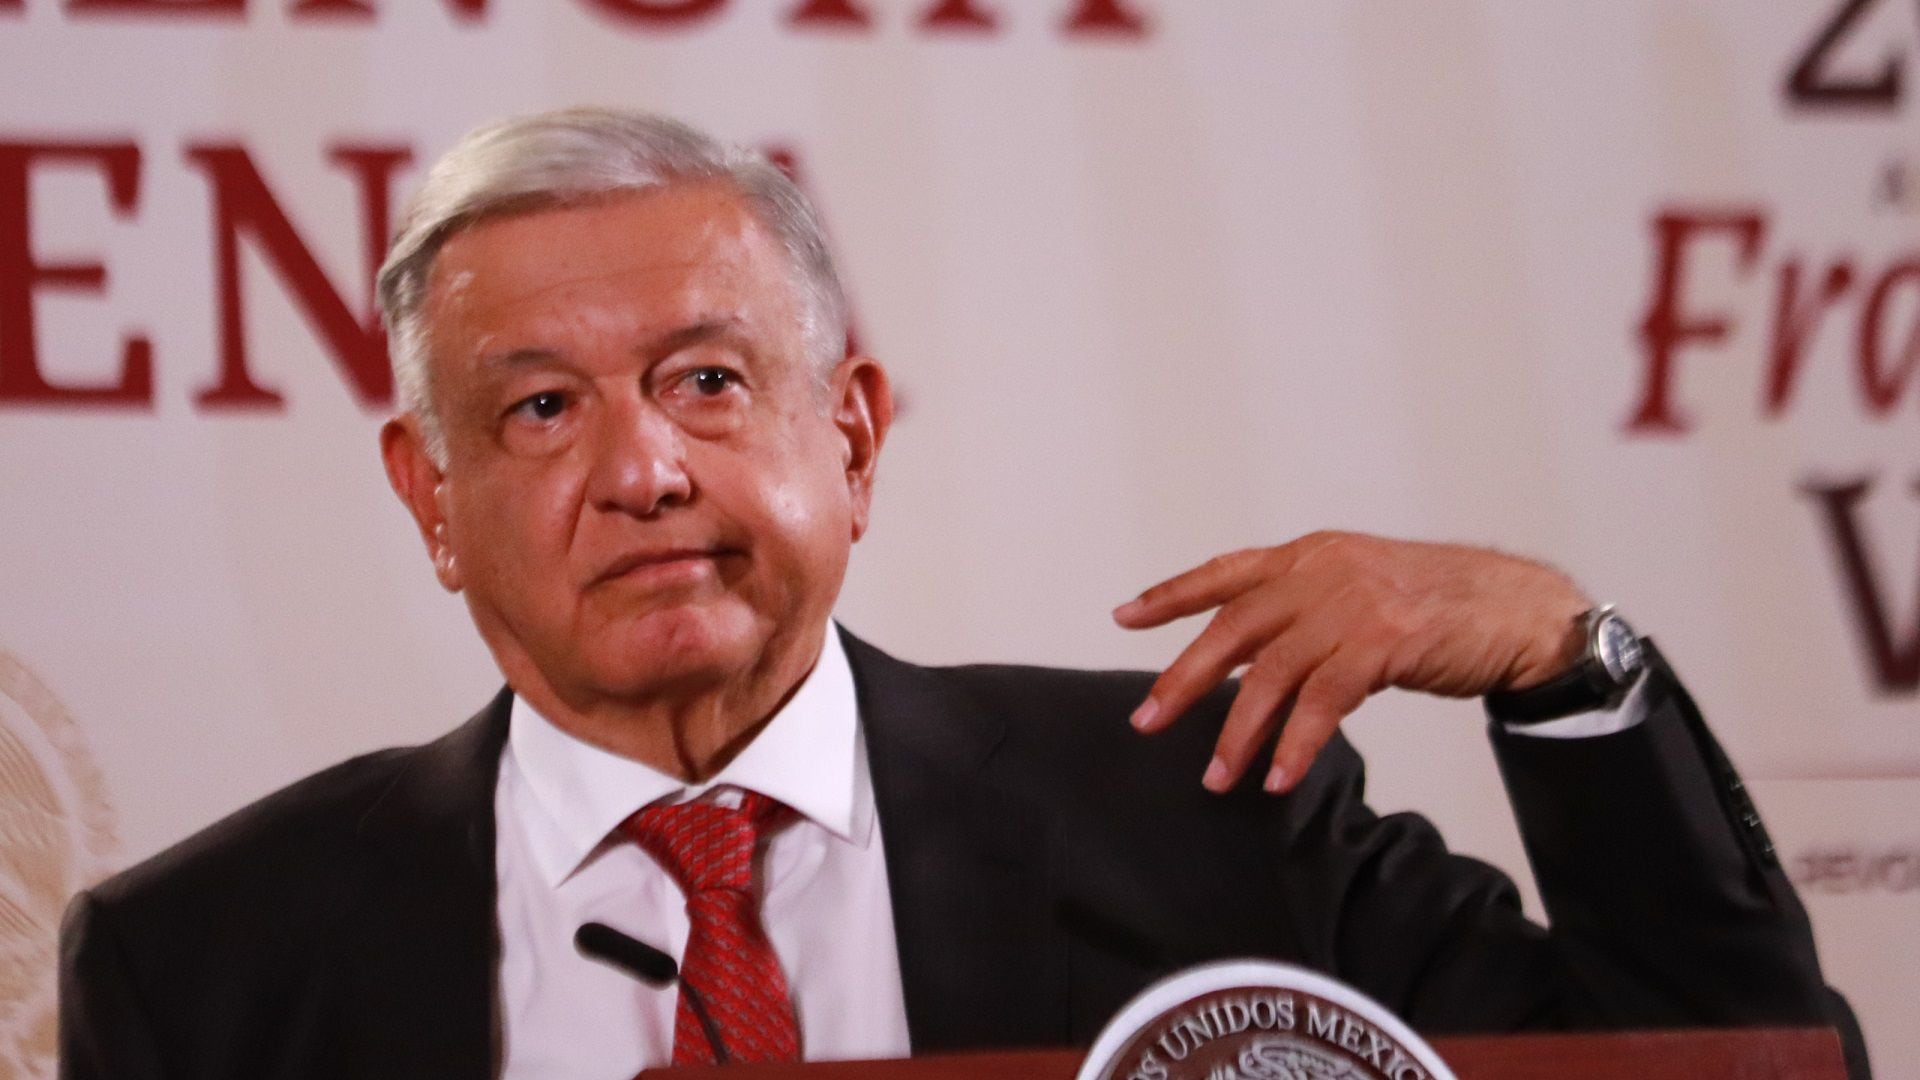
[622,791,801,1066]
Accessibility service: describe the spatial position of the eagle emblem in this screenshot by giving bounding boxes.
[0,652,117,1080]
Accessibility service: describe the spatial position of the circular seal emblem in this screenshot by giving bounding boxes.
[1077,961,1457,1080]
[0,651,117,1080]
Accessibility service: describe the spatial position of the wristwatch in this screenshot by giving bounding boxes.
[1485,605,1647,724]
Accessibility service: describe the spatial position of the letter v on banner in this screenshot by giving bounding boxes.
[1803,475,1920,694]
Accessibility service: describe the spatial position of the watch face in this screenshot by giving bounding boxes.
[1595,614,1644,685]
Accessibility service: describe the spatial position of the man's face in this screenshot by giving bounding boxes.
[385,181,887,708]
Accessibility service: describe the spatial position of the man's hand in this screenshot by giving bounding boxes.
[1113,532,1592,795]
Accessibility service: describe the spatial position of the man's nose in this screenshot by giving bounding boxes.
[586,399,693,517]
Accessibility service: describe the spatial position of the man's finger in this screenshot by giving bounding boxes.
[1133,576,1332,734]
[1265,661,1376,794]
[1131,597,1271,733]
[1133,570,1340,733]
[1114,548,1270,628]
[1202,635,1330,793]
[1117,532,1355,628]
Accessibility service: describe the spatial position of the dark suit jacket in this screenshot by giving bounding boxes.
[59,631,1865,1078]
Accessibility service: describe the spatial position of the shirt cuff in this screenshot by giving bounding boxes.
[1497,668,1652,739]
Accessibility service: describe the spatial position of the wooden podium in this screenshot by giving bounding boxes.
[645,1027,1847,1079]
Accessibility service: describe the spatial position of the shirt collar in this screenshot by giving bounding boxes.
[505,623,869,888]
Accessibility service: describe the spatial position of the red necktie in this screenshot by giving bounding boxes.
[623,791,802,1066]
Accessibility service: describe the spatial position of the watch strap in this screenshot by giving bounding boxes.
[1486,664,1618,724]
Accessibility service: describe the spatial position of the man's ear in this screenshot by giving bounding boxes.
[380,416,463,592]
[833,356,893,542]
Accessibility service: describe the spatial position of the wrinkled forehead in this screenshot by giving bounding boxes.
[427,183,768,308]
[418,181,808,370]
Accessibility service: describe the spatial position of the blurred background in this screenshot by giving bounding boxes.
[0,1,1914,1075]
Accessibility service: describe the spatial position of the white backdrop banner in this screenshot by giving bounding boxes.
[0,1,1914,1076]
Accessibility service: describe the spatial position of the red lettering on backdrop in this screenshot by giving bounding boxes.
[289,0,486,18]
[1061,0,1145,36]
[581,0,723,27]
[787,0,869,28]
[65,0,243,15]
[1629,208,1766,434]
[919,0,994,31]
[46,0,1154,35]
[1766,257,1853,416]
[0,141,153,406]
[184,143,409,408]
[1860,262,1920,414]
[1802,476,1920,693]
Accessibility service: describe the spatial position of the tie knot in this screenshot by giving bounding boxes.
[622,791,789,894]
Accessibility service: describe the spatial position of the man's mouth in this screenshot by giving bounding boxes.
[590,547,736,588]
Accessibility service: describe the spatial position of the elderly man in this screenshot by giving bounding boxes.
[59,109,1858,1080]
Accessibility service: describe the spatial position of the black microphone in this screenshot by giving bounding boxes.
[573,922,732,1065]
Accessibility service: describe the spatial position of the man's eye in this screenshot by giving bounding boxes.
[687,368,737,397]
[511,391,569,420]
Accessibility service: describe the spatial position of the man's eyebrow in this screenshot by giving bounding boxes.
[647,317,750,359]
[472,318,751,372]
[476,347,565,371]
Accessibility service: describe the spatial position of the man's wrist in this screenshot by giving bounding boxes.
[1487,606,1647,724]
[1532,612,1591,688]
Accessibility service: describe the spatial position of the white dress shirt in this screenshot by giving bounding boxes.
[495,626,912,1079]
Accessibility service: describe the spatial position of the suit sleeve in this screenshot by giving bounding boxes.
[60,889,170,1080]
[1489,641,1868,1076]
[1488,642,1818,1022]
[1273,642,1868,1077]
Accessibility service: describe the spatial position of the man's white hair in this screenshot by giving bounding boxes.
[375,107,850,465]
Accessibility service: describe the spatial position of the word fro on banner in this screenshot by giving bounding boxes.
[1630,207,1920,434]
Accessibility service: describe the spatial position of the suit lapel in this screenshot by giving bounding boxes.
[331,690,510,1079]
[842,630,1067,1052]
